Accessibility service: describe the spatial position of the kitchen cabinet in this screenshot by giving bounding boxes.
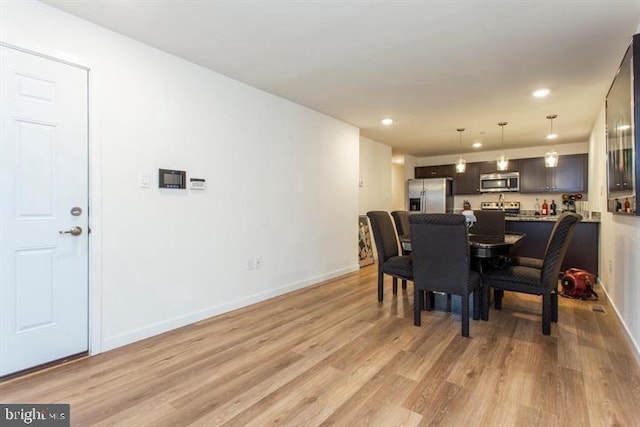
[506,219,599,276]
[520,157,548,192]
[607,148,634,194]
[479,159,520,174]
[453,162,481,194]
[415,164,454,179]
[520,154,587,193]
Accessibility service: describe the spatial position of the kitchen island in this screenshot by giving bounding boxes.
[505,215,600,276]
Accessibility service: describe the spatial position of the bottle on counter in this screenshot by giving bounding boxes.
[541,199,549,216]
[534,198,541,215]
[624,197,631,213]
[463,200,471,210]
[550,200,557,216]
[615,198,622,212]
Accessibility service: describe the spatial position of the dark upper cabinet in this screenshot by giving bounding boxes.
[453,162,481,194]
[555,154,588,192]
[520,153,587,193]
[520,157,548,192]
[607,148,634,193]
[415,164,454,179]
[416,154,587,194]
[479,159,520,174]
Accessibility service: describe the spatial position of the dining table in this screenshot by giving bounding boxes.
[399,231,525,320]
[400,232,525,258]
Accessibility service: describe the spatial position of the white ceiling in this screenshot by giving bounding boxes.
[44,0,640,157]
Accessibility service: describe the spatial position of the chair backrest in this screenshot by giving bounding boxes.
[471,210,505,237]
[366,211,400,264]
[391,210,410,238]
[409,213,470,294]
[540,212,582,287]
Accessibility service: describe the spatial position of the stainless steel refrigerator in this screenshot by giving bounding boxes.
[408,178,454,214]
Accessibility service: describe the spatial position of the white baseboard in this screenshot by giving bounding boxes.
[598,281,640,367]
[100,264,360,352]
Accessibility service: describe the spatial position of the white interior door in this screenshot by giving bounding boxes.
[0,46,89,376]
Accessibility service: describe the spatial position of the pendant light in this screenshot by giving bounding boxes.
[496,122,508,171]
[455,128,466,173]
[545,114,559,168]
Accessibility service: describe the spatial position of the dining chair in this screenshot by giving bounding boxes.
[481,212,582,335]
[366,211,413,302]
[391,210,411,255]
[470,209,507,281]
[472,210,506,237]
[409,213,481,337]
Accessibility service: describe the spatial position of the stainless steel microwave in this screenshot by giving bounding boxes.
[479,172,520,192]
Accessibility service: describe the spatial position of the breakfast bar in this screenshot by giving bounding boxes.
[505,215,600,276]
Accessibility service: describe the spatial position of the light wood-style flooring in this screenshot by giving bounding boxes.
[1,265,639,426]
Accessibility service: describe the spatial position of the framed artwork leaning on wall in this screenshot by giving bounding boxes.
[358,215,374,267]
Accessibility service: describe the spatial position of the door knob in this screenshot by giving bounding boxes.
[59,226,82,236]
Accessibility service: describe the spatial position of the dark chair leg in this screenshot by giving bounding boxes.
[542,291,552,335]
[481,284,490,321]
[494,289,503,310]
[425,291,435,311]
[402,279,407,290]
[378,270,384,302]
[392,277,398,295]
[461,293,470,337]
[414,289,422,326]
[446,294,452,312]
[472,289,481,321]
[551,290,558,322]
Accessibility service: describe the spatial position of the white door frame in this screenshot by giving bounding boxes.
[1,42,103,357]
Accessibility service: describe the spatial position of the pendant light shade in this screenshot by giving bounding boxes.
[545,114,559,168]
[497,122,508,171]
[545,150,559,167]
[456,128,466,173]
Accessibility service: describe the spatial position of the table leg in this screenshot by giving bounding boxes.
[475,257,490,321]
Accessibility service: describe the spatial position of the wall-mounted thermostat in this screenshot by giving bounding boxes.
[190,178,206,190]
[159,169,186,189]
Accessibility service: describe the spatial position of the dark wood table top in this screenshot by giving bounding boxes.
[400,232,525,258]
[468,232,525,258]
[468,233,525,247]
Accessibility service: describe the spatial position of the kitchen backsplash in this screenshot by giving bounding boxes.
[455,193,589,213]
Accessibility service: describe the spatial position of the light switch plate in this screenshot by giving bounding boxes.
[138,172,151,188]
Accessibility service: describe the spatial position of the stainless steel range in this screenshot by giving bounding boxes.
[480,201,521,216]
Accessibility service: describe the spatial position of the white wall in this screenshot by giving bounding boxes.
[359,137,392,214]
[391,163,406,211]
[589,106,640,360]
[404,155,417,181]
[1,1,359,351]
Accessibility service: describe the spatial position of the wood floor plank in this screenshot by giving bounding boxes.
[320,371,420,426]
[556,366,590,427]
[1,265,639,426]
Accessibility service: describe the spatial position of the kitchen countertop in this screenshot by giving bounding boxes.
[505,214,600,223]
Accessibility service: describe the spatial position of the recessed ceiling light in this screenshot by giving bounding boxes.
[381,118,393,126]
[532,88,551,98]
[617,124,631,131]
[472,142,482,148]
